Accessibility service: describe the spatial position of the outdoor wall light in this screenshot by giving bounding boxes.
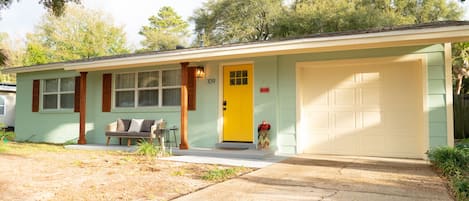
[195,66,205,78]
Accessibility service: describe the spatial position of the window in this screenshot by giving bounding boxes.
[229,70,248,85]
[42,77,75,110]
[0,96,5,116]
[114,69,181,108]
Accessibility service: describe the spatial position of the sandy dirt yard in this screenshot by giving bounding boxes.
[0,143,252,201]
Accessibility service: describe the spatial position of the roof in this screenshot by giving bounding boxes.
[4,21,469,74]
[0,83,16,93]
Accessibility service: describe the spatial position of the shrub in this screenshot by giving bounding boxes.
[136,140,159,157]
[428,146,469,201]
[452,178,469,201]
[428,147,468,176]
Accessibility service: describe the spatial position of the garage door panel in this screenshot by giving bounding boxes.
[361,87,380,106]
[301,61,425,158]
[304,111,330,129]
[362,111,382,128]
[334,112,356,129]
[334,88,356,105]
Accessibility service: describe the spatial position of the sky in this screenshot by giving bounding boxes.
[0,0,207,49]
[0,0,469,49]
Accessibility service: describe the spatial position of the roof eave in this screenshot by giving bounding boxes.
[5,25,469,74]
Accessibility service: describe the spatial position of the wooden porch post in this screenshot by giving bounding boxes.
[180,62,189,149]
[78,72,88,145]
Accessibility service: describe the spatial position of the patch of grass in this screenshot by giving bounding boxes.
[171,169,186,176]
[0,142,66,155]
[63,139,77,145]
[201,166,246,182]
[0,131,15,142]
[428,146,469,201]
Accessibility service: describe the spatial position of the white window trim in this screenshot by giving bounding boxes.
[0,96,6,116]
[41,77,75,111]
[113,68,181,109]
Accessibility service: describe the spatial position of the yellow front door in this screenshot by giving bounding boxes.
[223,64,253,142]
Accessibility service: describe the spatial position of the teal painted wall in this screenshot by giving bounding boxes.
[14,44,450,155]
[15,70,80,143]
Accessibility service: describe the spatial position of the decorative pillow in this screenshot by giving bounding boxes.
[128,119,144,132]
[116,119,131,131]
[122,119,131,131]
[140,120,155,132]
[116,119,125,131]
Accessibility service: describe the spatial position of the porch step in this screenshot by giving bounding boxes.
[171,147,274,159]
[215,142,257,150]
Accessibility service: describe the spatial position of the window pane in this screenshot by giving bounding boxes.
[0,106,4,115]
[163,88,180,106]
[116,73,135,89]
[44,79,58,92]
[162,70,181,86]
[60,94,74,109]
[43,94,58,109]
[138,71,159,88]
[115,91,135,107]
[138,90,158,106]
[60,77,75,92]
[0,97,5,105]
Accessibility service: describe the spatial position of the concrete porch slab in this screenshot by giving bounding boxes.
[171,147,275,159]
[161,155,286,168]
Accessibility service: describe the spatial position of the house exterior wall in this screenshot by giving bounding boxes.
[0,91,16,127]
[14,44,450,155]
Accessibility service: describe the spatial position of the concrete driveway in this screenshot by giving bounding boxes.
[174,154,452,201]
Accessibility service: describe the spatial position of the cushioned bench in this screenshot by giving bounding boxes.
[105,119,163,146]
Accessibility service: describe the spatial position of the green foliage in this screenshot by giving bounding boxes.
[191,0,283,46]
[191,0,464,45]
[63,139,77,145]
[23,4,129,66]
[0,0,80,17]
[452,178,469,201]
[428,146,469,201]
[139,6,189,51]
[275,0,463,38]
[136,140,162,157]
[201,167,245,181]
[428,147,468,176]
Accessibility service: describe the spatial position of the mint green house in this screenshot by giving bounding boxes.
[5,22,469,159]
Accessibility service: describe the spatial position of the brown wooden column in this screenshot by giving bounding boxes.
[78,72,88,145]
[180,62,189,149]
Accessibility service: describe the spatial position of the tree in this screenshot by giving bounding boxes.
[0,33,19,82]
[275,0,464,37]
[1,0,80,17]
[453,42,469,95]
[190,0,284,46]
[139,6,189,51]
[23,5,129,66]
[0,0,80,67]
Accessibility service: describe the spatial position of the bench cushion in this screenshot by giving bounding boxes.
[105,131,153,138]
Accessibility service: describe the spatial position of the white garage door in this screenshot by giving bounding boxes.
[299,59,425,158]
